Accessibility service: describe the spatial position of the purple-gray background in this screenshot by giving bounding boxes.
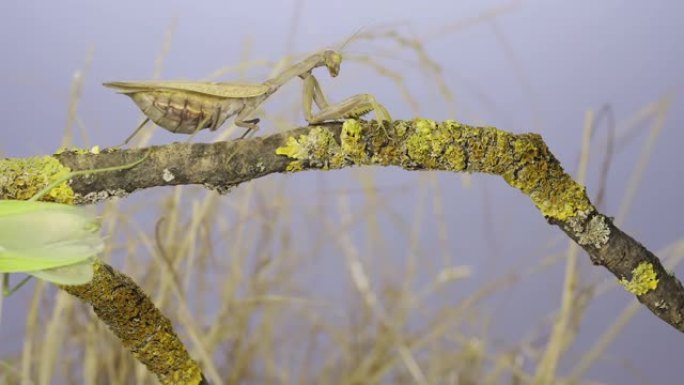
[1,1,683,384]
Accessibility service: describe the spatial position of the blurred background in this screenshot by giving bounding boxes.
[1,1,683,384]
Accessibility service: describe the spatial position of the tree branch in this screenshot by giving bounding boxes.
[2,118,682,381]
[61,262,208,385]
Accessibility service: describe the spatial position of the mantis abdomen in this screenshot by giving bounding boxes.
[126,91,245,134]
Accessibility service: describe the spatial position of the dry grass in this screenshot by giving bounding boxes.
[0,10,679,385]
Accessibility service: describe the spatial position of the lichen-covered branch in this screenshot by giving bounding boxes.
[274,119,684,332]
[61,261,207,385]
[0,136,296,203]
[1,119,682,354]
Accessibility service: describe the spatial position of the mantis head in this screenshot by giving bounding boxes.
[322,50,342,78]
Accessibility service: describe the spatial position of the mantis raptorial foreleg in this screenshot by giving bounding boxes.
[301,74,392,124]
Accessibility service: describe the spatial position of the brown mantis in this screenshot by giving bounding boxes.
[104,49,391,144]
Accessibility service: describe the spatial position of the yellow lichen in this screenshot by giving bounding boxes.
[405,118,456,169]
[498,133,592,220]
[275,136,309,160]
[54,146,95,156]
[63,261,204,385]
[444,145,466,171]
[276,126,345,170]
[619,262,659,296]
[340,119,369,163]
[285,161,304,172]
[0,156,74,203]
[73,147,93,155]
[394,120,412,137]
[415,118,436,134]
[404,119,594,220]
[276,118,594,222]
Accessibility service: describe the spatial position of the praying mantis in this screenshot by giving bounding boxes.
[104,49,391,144]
